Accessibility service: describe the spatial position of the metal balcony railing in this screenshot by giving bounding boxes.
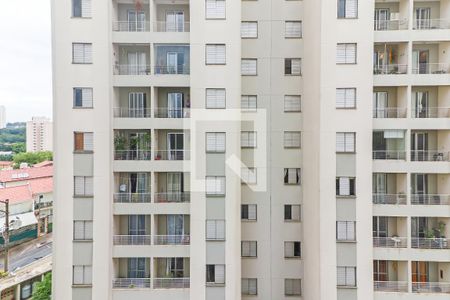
[374,281,408,292]
[112,21,150,32]
[154,21,190,32]
[412,282,450,293]
[373,150,406,160]
[373,108,407,118]
[410,150,449,162]
[153,235,190,245]
[112,278,151,289]
[373,237,407,248]
[154,192,190,203]
[154,150,190,161]
[411,194,450,205]
[374,19,408,31]
[372,194,407,205]
[373,64,407,75]
[114,108,151,118]
[114,150,152,161]
[411,238,450,249]
[154,65,190,75]
[412,107,450,118]
[413,19,450,30]
[114,64,151,75]
[412,63,450,74]
[153,278,190,289]
[154,108,190,118]
[113,193,151,203]
[113,235,152,245]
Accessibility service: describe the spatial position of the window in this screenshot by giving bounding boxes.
[241,204,257,221]
[241,131,257,148]
[206,88,226,109]
[128,258,147,278]
[242,278,258,295]
[74,176,93,196]
[72,0,91,18]
[284,131,301,148]
[336,221,356,241]
[284,95,301,112]
[284,241,301,258]
[206,0,225,19]
[206,264,225,284]
[285,21,302,38]
[336,43,357,64]
[337,266,356,287]
[285,58,302,75]
[241,167,257,184]
[206,220,226,240]
[285,279,301,296]
[72,43,92,64]
[206,132,226,153]
[284,205,301,221]
[73,265,92,285]
[74,132,93,152]
[241,59,257,75]
[73,88,93,109]
[337,0,358,18]
[241,22,258,38]
[284,168,301,185]
[336,88,356,108]
[241,95,257,111]
[205,176,226,195]
[336,177,355,196]
[73,220,93,240]
[206,44,226,65]
[241,241,257,257]
[336,132,355,152]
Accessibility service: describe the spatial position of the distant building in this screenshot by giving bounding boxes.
[26,117,52,152]
[0,106,5,129]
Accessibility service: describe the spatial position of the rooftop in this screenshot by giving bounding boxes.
[0,165,53,183]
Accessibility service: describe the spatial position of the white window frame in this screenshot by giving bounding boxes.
[336,132,355,153]
[241,241,257,257]
[72,43,92,64]
[336,221,356,241]
[285,279,302,296]
[241,21,258,38]
[241,131,257,148]
[242,278,258,295]
[285,58,302,75]
[206,44,226,65]
[336,177,355,196]
[241,59,257,76]
[73,220,93,240]
[241,204,257,221]
[206,220,226,240]
[206,132,226,153]
[73,87,93,108]
[206,88,226,109]
[284,95,301,112]
[205,0,226,19]
[285,21,302,38]
[284,241,301,258]
[73,265,92,285]
[338,0,358,19]
[336,88,356,109]
[74,176,94,196]
[337,266,357,287]
[284,204,301,221]
[72,0,92,18]
[336,43,357,64]
[206,264,225,285]
[205,176,226,196]
[284,168,301,185]
[241,95,257,111]
[284,131,301,148]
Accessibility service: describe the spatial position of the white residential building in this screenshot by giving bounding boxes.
[0,106,6,129]
[26,117,53,152]
[51,0,450,299]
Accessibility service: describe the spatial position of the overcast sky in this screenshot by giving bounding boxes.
[0,0,52,123]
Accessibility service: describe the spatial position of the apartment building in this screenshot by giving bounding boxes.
[0,106,6,129]
[26,117,53,152]
[51,0,450,300]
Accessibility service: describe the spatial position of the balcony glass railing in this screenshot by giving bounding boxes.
[153,278,190,289]
[373,64,407,75]
[372,194,407,205]
[412,282,450,293]
[411,194,450,205]
[114,64,151,75]
[154,150,190,160]
[154,65,190,75]
[112,21,150,32]
[113,235,152,245]
[153,235,190,245]
[374,281,408,293]
[374,19,408,31]
[412,63,450,74]
[373,150,406,160]
[113,278,151,289]
[413,19,450,30]
[373,237,407,248]
[411,238,450,249]
[410,150,449,162]
[113,193,151,203]
[373,108,407,118]
[114,108,151,118]
[154,108,190,118]
[114,150,152,161]
[154,192,190,203]
[412,107,450,118]
[154,21,190,32]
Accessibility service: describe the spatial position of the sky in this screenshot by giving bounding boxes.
[0,0,52,123]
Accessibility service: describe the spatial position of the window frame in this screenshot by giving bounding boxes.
[284,168,301,185]
[337,0,358,19]
[205,132,226,153]
[241,21,258,39]
[337,266,357,287]
[336,132,356,153]
[241,95,257,112]
[285,21,303,38]
[336,221,356,241]
[285,278,302,296]
[205,88,226,109]
[73,220,93,241]
[284,131,301,148]
[205,176,226,196]
[241,167,257,185]
[205,219,226,240]
[72,43,93,64]
[241,204,257,221]
[242,278,258,295]
[284,241,301,258]
[241,58,258,76]
[241,241,258,257]
[336,88,356,109]
[284,95,302,112]
[284,204,301,222]
[73,87,93,109]
[336,43,357,65]
[205,0,226,20]
[72,265,92,285]
[336,177,356,196]
[284,58,302,75]
[205,44,226,65]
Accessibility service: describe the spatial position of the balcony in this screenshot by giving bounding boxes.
[374,2,408,31]
[153,235,190,245]
[373,130,406,160]
[411,194,450,205]
[153,278,190,289]
[154,21,190,32]
[373,236,407,248]
[412,261,450,294]
[413,63,450,74]
[373,173,407,205]
[154,172,190,203]
[374,43,408,75]
[410,150,449,161]
[374,281,408,292]
[113,278,151,289]
[411,237,450,249]
[412,43,450,74]
[113,215,152,242]
[412,282,450,293]
[153,257,190,288]
[411,217,450,248]
[154,130,190,161]
[114,130,151,161]
[112,0,150,32]
[374,260,408,292]
[411,130,450,161]
[114,193,151,203]
[373,194,407,205]
[154,44,190,75]
[373,87,408,119]
[154,87,191,119]
[113,235,152,245]
[154,3,190,32]
[154,215,190,245]
[113,257,151,289]
[113,44,151,75]
[373,216,408,248]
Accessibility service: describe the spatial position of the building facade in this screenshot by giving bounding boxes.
[51,0,450,299]
[0,106,6,129]
[26,117,53,152]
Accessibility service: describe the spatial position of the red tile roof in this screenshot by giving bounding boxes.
[0,166,53,183]
[29,177,53,195]
[0,185,33,204]
[33,161,53,168]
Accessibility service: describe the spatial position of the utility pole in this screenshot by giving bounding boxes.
[0,199,9,273]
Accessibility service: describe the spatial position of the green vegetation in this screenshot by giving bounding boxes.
[32,272,52,300]
[13,151,53,168]
[0,125,26,160]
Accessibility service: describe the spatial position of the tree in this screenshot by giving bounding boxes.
[11,142,26,154]
[12,151,53,168]
[32,272,52,300]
